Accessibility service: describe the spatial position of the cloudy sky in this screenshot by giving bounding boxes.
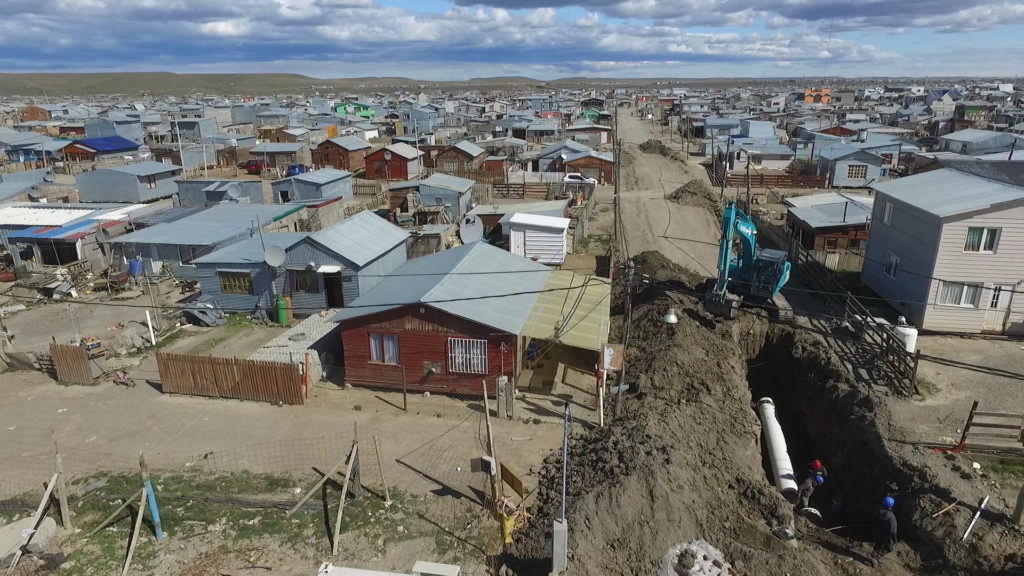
[1,0,1021,79]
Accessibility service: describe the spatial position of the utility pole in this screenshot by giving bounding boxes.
[613,108,620,250]
[174,118,185,179]
[719,138,731,202]
[613,259,634,418]
[745,155,752,212]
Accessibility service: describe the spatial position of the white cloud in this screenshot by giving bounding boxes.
[775,60,791,67]
[199,19,252,36]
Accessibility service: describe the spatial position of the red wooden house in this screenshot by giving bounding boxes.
[313,136,371,172]
[334,243,551,395]
[364,142,423,180]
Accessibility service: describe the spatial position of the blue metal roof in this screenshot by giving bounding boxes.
[873,165,1024,218]
[192,233,308,264]
[8,218,99,241]
[112,203,303,246]
[421,173,475,192]
[73,136,139,152]
[309,211,409,267]
[332,242,550,333]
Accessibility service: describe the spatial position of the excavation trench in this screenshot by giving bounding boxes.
[504,251,1022,576]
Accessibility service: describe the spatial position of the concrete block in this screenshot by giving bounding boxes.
[0,517,58,568]
[551,518,568,574]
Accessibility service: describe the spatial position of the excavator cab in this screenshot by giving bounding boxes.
[749,249,790,300]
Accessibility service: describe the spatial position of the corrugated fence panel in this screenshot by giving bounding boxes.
[157,352,304,405]
[49,343,94,385]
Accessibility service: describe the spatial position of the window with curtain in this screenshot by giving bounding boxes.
[938,282,980,307]
[368,333,399,364]
[293,270,318,292]
[963,227,999,253]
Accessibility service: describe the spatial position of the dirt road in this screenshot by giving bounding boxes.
[616,110,720,278]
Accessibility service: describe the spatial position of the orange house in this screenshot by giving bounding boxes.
[804,89,832,104]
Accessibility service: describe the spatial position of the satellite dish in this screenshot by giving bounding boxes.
[225,182,242,200]
[43,171,55,183]
[383,150,392,160]
[263,245,286,268]
[459,215,484,244]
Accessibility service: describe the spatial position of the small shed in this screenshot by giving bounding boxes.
[62,136,140,162]
[75,162,183,203]
[313,136,371,172]
[508,213,570,265]
[417,173,475,221]
[272,168,353,203]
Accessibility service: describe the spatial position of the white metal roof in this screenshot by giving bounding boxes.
[92,204,148,221]
[508,212,570,230]
[0,205,96,227]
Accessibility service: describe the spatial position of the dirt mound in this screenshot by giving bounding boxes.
[506,253,1024,576]
[668,179,714,208]
[639,139,671,156]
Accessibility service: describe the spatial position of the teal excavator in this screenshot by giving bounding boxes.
[704,202,793,320]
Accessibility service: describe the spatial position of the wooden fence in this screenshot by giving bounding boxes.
[49,343,93,385]
[959,400,1024,453]
[752,210,920,395]
[157,352,305,405]
[724,173,828,189]
[808,249,866,273]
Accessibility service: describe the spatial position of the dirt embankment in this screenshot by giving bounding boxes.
[505,251,1024,576]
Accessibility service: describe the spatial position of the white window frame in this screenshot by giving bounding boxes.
[883,251,899,279]
[937,282,981,308]
[447,337,488,374]
[963,227,1000,253]
[882,201,893,225]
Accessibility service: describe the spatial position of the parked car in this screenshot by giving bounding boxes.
[243,159,266,175]
[284,163,310,177]
[563,173,597,185]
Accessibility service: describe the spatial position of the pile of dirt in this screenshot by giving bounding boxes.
[639,139,671,156]
[667,179,715,210]
[505,252,1024,576]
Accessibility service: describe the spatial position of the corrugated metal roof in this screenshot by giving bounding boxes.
[452,140,486,158]
[940,129,1009,143]
[787,201,873,229]
[563,149,614,163]
[109,161,182,176]
[113,203,302,246]
[785,192,873,209]
[70,136,138,152]
[385,142,422,159]
[192,232,307,264]
[421,173,475,192]
[0,205,96,227]
[508,213,570,229]
[326,136,370,150]
[291,168,352,185]
[872,167,1024,218]
[310,211,409,267]
[522,271,610,351]
[251,142,304,153]
[332,243,549,334]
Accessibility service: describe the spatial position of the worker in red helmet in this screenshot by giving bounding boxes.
[797,459,829,510]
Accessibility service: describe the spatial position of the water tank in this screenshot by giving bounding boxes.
[894,324,918,353]
[128,258,144,276]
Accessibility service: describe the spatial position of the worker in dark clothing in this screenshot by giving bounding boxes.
[807,459,828,482]
[872,496,898,562]
[797,471,825,510]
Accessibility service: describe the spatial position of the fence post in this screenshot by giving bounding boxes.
[959,400,979,446]
[910,350,921,395]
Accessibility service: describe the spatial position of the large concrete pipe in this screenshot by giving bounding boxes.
[757,397,799,504]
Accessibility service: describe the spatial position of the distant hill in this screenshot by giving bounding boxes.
[0,73,558,97]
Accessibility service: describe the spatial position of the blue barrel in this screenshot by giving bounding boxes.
[128,258,144,276]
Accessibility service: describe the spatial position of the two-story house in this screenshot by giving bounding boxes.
[861,161,1024,334]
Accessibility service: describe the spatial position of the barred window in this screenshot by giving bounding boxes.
[847,164,867,179]
[219,271,253,294]
[448,337,487,374]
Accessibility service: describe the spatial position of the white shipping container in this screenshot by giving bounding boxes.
[508,212,570,265]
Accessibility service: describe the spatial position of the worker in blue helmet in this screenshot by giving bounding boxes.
[796,459,827,510]
[872,496,898,563]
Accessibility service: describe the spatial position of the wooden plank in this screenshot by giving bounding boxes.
[121,486,148,576]
[967,422,1022,430]
[6,472,60,573]
[332,443,358,556]
[974,411,1024,418]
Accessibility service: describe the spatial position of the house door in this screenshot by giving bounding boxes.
[323,272,344,308]
[983,285,1013,332]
